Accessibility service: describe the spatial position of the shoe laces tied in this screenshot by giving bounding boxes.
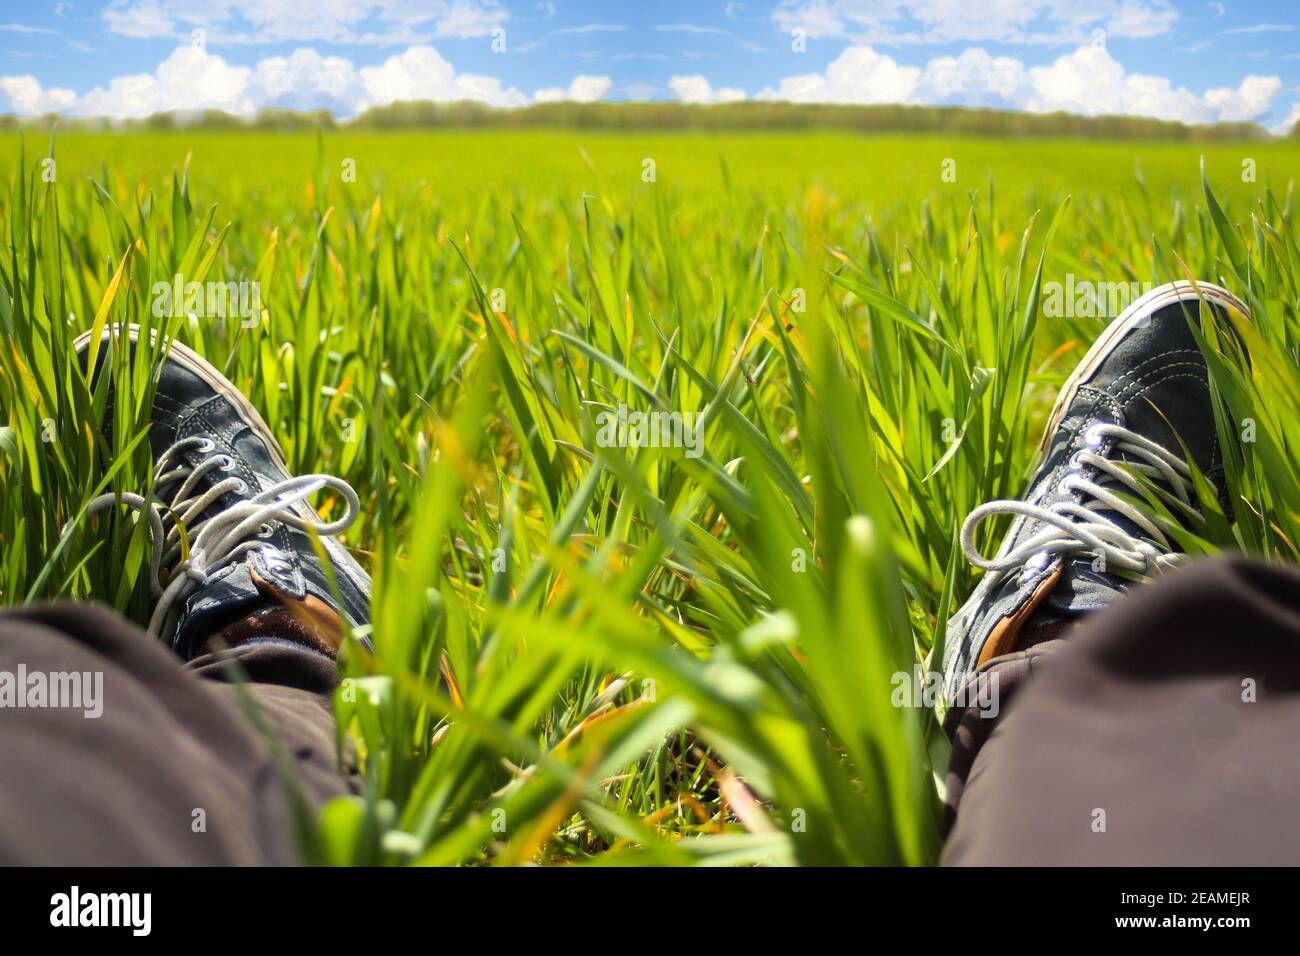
[960,422,1202,588]
[68,436,360,641]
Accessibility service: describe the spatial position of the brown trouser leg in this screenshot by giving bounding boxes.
[944,557,1300,865]
[0,602,353,865]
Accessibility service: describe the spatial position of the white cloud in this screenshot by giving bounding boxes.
[758,46,921,103]
[1221,23,1297,36]
[548,23,625,35]
[101,0,175,38]
[1104,1,1180,39]
[919,48,1027,106]
[905,0,1053,45]
[656,24,730,35]
[568,75,612,102]
[0,43,529,118]
[1271,102,1300,135]
[1025,45,1279,124]
[757,42,1284,127]
[433,0,508,38]
[75,46,254,118]
[100,0,508,44]
[2,31,1288,132]
[448,72,527,106]
[0,22,60,35]
[0,75,77,114]
[356,44,456,104]
[254,48,359,100]
[1025,45,1185,117]
[533,74,612,103]
[1203,75,1284,123]
[772,0,846,39]
[668,75,746,104]
[771,0,1179,45]
[357,45,525,108]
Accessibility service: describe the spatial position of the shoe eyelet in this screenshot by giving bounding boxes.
[216,454,236,471]
[195,438,216,453]
[1084,423,1106,449]
[1069,451,1086,470]
[230,478,248,494]
[256,523,274,538]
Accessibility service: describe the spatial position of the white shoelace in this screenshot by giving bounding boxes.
[960,422,1202,588]
[69,436,360,641]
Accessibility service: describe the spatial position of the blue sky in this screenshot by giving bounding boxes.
[1,1,1298,131]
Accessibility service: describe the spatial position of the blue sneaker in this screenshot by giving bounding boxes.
[74,326,371,659]
[943,281,1248,700]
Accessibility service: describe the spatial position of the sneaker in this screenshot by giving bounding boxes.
[943,280,1248,700]
[71,325,371,659]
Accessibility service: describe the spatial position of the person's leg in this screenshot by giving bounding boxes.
[934,281,1300,863]
[0,601,353,865]
[0,323,374,864]
[188,604,361,817]
[944,556,1300,865]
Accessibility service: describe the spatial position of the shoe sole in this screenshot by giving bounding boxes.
[72,324,290,471]
[1039,280,1249,452]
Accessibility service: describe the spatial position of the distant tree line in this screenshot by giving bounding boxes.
[0,100,1289,140]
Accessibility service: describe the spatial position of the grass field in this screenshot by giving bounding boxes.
[2,128,1299,865]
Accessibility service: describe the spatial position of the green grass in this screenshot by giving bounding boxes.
[2,128,1299,865]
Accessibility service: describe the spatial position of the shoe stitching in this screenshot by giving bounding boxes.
[1110,360,1209,405]
[1102,348,1202,395]
[1108,360,1223,487]
[1120,372,1212,408]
